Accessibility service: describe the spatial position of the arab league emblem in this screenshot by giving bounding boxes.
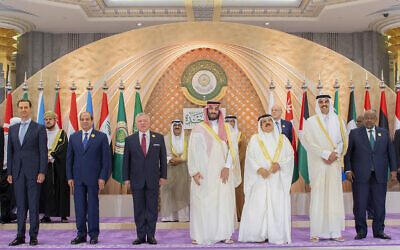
[181,60,228,105]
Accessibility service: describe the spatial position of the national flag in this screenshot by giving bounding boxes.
[67,91,79,138]
[334,89,346,182]
[3,92,13,133]
[395,89,400,132]
[23,92,28,100]
[132,91,143,133]
[37,91,45,125]
[54,91,62,129]
[364,89,371,111]
[297,91,310,184]
[3,92,13,168]
[99,91,111,144]
[285,90,298,184]
[86,91,94,128]
[347,89,357,131]
[113,91,128,184]
[378,89,389,130]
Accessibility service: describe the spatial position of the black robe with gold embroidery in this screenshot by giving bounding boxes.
[40,130,70,217]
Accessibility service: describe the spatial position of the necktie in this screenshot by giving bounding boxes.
[275,121,281,133]
[83,132,89,150]
[369,129,375,171]
[141,133,147,157]
[19,122,29,145]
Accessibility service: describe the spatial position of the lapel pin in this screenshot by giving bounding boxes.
[152,134,156,138]
[377,133,381,137]
[282,125,286,128]
[91,134,95,138]
[59,138,62,142]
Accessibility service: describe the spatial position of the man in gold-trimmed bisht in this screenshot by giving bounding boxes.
[188,101,241,245]
[40,111,69,223]
[224,115,246,221]
[238,114,294,244]
[302,94,348,243]
[160,120,190,222]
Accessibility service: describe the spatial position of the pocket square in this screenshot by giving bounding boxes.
[153,144,160,146]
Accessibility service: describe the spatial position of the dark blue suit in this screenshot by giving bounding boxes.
[123,131,167,240]
[344,126,397,237]
[280,119,293,143]
[7,121,47,238]
[66,130,111,239]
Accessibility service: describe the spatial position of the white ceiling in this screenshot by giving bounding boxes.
[0,0,399,34]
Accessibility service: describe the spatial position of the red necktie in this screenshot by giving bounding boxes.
[141,133,147,157]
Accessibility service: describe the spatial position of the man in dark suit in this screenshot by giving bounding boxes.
[395,128,400,181]
[123,113,167,245]
[7,99,47,246]
[271,105,293,142]
[66,112,111,245]
[345,109,397,240]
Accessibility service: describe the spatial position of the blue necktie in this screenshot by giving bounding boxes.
[369,129,375,171]
[83,132,89,150]
[275,121,281,133]
[19,122,29,145]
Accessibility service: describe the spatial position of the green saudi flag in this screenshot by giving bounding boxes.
[112,92,128,184]
[132,91,143,133]
[23,92,28,99]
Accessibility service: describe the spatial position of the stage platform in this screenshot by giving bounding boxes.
[1,215,400,249]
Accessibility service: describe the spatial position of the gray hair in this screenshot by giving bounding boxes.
[135,112,150,122]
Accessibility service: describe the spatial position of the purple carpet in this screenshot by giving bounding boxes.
[2,217,400,249]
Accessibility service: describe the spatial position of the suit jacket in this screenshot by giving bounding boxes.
[280,119,293,143]
[394,129,400,170]
[7,121,47,179]
[0,126,3,169]
[66,130,111,186]
[123,131,167,189]
[344,126,396,183]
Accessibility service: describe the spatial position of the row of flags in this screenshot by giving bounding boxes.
[3,74,400,186]
[2,80,143,185]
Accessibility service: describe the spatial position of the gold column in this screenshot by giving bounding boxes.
[386,27,400,89]
[0,27,19,86]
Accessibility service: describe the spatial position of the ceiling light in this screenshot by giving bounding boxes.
[264,22,270,26]
[137,22,143,27]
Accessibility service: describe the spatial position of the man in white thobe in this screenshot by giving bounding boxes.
[161,120,190,222]
[302,94,347,242]
[239,114,294,244]
[188,101,241,245]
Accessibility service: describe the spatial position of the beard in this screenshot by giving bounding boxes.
[207,111,219,121]
[46,124,56,129]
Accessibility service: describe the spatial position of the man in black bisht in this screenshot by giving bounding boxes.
[40,111,70,223]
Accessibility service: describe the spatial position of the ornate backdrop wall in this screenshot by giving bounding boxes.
[0,22,396,194]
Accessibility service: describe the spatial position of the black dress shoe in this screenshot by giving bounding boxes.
[132,238,146,245]
[90,237,98,244]
[147,237,158,245]
[71,236,87,244]
[29,237,38,246]
[354,234,366,240]
[9,237,25,246]
[61,217,69,223]
[374,233,391,240]
[40,216,52,223]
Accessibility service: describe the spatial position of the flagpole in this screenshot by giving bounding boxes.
[317,72,323,94]
[267,75,275,114]
[22,72,28,99]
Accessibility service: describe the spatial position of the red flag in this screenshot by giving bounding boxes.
[285,90,297,164]
[364,89,371,111]
[3,93,13,133]
[54,91,62,129]
[379,90,389,130]
[99,92,111,144]
[67,92,78,137]
[395,90,400,131]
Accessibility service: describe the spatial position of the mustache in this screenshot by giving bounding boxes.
[265,123,272,127]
